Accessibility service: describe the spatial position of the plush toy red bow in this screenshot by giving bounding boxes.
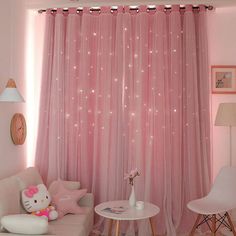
[24,185,39,198]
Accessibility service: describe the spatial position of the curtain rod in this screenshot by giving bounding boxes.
[38,5,214,14]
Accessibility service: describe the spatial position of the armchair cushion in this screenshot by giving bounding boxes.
[51,182,87,218]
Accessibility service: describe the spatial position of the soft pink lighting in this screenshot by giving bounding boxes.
[25,10,45,167]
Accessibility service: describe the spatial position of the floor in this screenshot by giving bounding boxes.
[90,232,226,236]
[95,230,236,235]
[90,222,235,235]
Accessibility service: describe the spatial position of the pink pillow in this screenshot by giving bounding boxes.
[51,182,87,218]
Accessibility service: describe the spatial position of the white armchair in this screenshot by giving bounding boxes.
[187,166,236,236]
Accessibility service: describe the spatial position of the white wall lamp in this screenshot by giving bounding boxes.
[0,79,24,102]
[0,79,26,145]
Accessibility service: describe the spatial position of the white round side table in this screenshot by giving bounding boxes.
[95,200,160,236]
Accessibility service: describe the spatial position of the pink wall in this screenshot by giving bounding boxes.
[0,0,27,179]
[207,6,236,178]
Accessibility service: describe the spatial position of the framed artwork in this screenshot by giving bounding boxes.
[212,65,236,94]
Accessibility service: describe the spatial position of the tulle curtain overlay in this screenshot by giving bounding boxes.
[35,5,211,235]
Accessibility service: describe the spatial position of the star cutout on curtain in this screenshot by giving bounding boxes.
[52,183,87,218]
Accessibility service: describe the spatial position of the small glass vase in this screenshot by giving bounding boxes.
[129,185,136,207]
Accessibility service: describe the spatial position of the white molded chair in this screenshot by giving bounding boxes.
[187,166,236,236]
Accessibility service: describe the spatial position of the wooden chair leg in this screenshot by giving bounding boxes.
[190,214,202,236]
[225,212,236,236]
[212,214,216,236]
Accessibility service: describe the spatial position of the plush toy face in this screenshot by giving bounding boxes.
[22,184,51,213]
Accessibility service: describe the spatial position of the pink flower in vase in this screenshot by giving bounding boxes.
[124,168,140,186]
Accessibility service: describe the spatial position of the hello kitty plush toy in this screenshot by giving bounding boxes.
[22,184,58,221]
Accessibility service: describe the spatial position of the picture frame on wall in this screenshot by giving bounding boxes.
[212,65,236,94]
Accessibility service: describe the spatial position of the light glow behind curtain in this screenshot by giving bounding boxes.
[35,5,211,235]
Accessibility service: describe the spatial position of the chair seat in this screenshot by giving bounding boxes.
[187,197,236,215]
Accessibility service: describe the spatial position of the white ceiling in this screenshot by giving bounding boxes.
[25,0,236,9]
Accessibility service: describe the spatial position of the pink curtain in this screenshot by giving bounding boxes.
[35,5,211,235]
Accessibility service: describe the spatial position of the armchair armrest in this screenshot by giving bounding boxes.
[79,193,94,208]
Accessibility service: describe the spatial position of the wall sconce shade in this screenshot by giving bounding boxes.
[0,79,24,102]
[215,103,236,126]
